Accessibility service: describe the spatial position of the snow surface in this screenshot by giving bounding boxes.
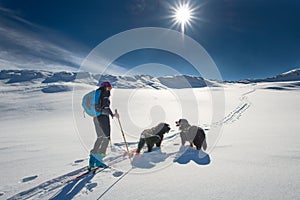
[0,71,300,199]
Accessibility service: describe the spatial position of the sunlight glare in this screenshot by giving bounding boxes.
[175,5,191,24]
[170,2,196,36]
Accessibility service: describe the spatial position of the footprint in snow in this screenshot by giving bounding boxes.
[112,171,123,177]
[86,183,97,191]
[72,159,85,166]
[74,159,84,163]
[21,175,38,183]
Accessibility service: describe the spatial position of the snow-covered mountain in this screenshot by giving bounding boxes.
[0,69,219,90]
[238,68,300,83]
[1,68,300,93]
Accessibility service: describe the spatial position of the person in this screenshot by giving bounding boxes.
[89,81,119,168]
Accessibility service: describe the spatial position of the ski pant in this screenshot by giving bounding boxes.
[90,115,110,155]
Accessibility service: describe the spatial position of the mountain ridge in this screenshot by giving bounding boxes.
[1,68,300,90]
[237,68,300,83]
[0,69,219,89]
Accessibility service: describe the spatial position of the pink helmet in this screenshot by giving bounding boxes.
[100,81,112,88]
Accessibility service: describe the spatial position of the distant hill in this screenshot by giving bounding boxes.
[1,68,300,92]
[238,68,300,83]
[0,69,220,89]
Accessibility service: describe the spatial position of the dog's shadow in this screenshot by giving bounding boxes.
[131,147,171,169]
[174,146,211,165]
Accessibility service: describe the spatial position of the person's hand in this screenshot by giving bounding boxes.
[114,112,120,119]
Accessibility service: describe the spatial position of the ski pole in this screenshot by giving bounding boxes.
[115,109,131,159]
[109,138,113,151]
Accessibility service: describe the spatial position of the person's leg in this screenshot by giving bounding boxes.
[97,115,110,155]
[89,117,107,168]
[90,117,106,154]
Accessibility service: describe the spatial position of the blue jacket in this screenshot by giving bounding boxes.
[95,88,113,117]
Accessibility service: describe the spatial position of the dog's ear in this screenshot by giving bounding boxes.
[163,123,171,133]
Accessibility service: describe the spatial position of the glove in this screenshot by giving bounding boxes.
[113,112,120,119]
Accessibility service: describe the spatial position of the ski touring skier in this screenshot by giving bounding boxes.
[84,81,119,169]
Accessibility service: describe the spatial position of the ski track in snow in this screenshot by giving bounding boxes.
[7,167,88,200]
[213,85,256,126]
[7,148,130,200]
[222,89,254,124]
[7,86,257,200]
[6,132,181,200]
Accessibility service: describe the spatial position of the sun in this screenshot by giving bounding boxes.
[175,5,192,25]
[170,2,196,36]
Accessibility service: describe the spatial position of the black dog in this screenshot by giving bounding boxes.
[136,123,171,153]
[176,119,207,151]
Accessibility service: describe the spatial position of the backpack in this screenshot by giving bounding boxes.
[82,89,102,117]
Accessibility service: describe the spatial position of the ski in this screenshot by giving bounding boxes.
[62,154,129,183]
[62,166,107,183]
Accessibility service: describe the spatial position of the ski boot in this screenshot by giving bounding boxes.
[89,153,108,170]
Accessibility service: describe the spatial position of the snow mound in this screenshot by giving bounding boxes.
[0,70,48,83]
[41,85,72,93]
[158,75,217,88]
[42,71,76,83]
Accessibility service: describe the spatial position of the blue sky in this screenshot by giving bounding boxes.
[0,0,299,80]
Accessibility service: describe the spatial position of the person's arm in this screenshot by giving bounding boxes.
[101,90,114,117]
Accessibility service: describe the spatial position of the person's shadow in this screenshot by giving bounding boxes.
[173,146,211,165]
[49,173,96,200]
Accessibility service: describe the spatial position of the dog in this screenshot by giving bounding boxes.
[136,123,171,153]
[176,119,207,151]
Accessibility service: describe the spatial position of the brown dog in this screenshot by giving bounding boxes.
[176,119,207,151]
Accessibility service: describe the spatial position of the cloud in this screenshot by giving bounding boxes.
[80,55,128,75]
[0,7,84,71]
[0,6,127,74]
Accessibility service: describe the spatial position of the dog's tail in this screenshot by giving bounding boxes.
[202,138,207,151]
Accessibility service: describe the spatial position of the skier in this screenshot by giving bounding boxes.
[89,81,119,168]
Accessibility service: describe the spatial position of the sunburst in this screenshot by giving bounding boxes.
[170,2,196,36]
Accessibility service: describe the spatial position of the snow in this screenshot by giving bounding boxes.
[0,70,300,199]
[239,68,300,83]
[0,69,222,90]
[41,85,72,93]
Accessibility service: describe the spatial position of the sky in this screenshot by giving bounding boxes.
[0,0,299,80]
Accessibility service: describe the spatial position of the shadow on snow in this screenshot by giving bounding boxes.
[49,174,96,200]
[174,147,211,165]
